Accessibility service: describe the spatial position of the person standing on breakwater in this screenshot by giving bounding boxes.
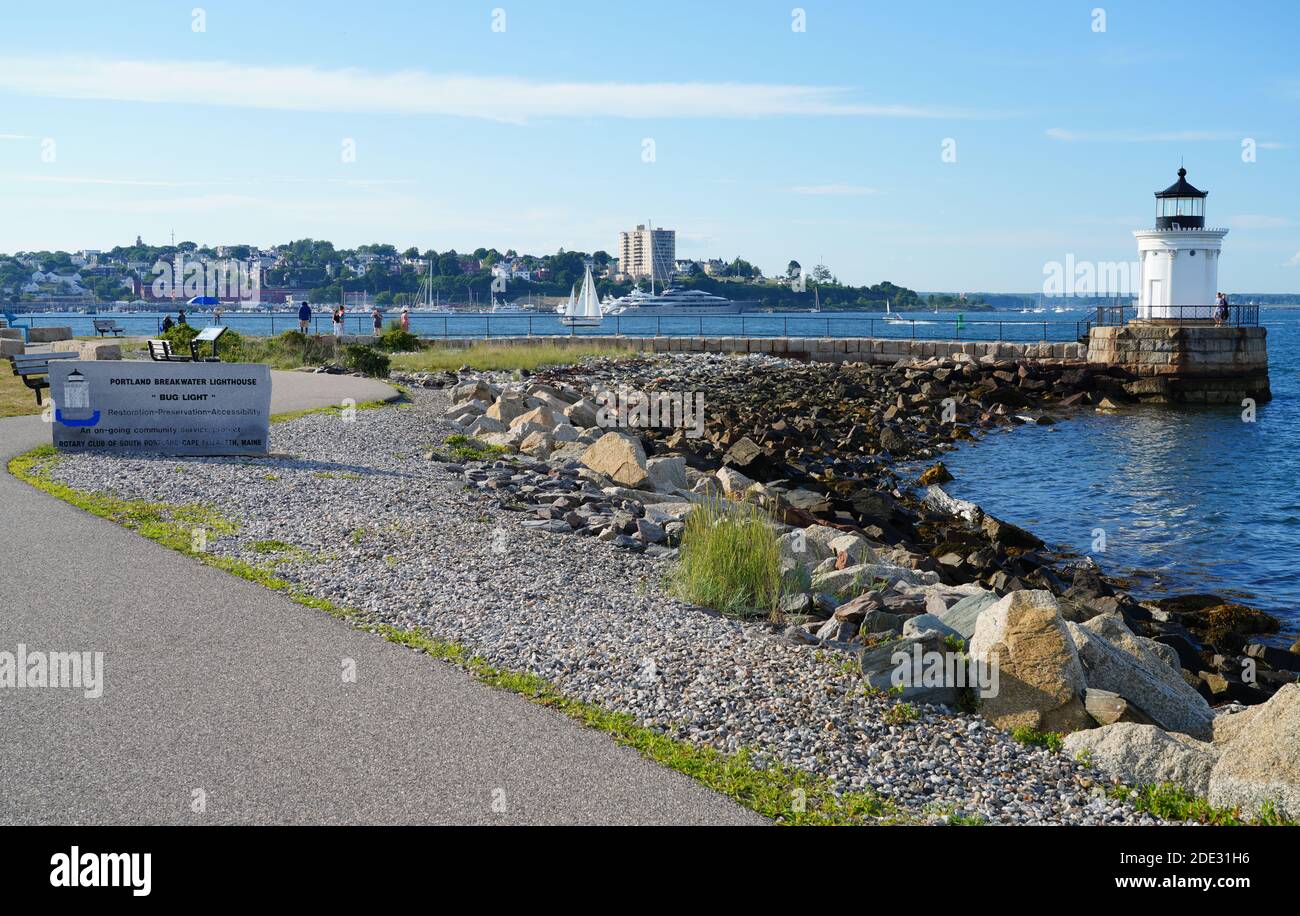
[400,306,410,333]
[332,306,344,340]
[1215,292,1230,326]
[372,306,383,337]
[298,300,311,334]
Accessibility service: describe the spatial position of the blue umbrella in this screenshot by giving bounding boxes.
[187,296,220,306]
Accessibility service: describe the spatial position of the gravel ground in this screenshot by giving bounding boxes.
[43,385,1154,825]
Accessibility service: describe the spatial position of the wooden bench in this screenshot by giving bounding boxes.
[7,352,79,405]
[147,339,192,362]
[93,318,125,337]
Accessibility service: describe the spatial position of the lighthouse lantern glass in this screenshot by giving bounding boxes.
[1158,197,1203,219]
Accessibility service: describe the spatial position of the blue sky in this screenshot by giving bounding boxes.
[0,0,1297,291]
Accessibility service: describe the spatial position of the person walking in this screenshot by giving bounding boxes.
[213,306,223,325]
[177,307,188,326]
[298,300,311,333]
[1214,292,1228,326]
[372,306,384,337]
[160,314,174,333]
[400,306,410,333]
[332,306,344,340]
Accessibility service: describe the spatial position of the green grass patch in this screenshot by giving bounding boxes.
[250,539,296,554]
[884,702,920,725]
[391,341,635,374]
[438,433,509,463]
[669,498,783,618]
[1106,783,1295,826]
[1010,726,1065,753]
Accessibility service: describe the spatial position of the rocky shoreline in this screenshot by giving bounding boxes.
[399,349,1299,819]
[33,349,1298,822]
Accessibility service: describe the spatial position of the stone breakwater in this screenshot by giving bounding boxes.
[406,348,1298,818]
[1086,324,1270,405]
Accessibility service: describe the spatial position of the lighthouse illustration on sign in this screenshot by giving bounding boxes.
[1133,167,1227,322]
[55,368,101,427]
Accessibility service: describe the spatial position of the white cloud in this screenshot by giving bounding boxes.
[788,184,879,196]
[0,56,994,121]
[1045,128,1242,143]
[1285,251,1300,267]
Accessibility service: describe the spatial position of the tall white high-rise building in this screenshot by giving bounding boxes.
[619,224,675,283]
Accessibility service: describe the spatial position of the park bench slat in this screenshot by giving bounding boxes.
[147,339,192,362]
[6,351,81,406]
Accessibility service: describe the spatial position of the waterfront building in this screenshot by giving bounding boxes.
[619,224,675,283]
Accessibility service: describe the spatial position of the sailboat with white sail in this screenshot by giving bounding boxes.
[560,264,603,327]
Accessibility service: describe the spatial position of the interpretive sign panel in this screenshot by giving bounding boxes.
[47,361,271,456]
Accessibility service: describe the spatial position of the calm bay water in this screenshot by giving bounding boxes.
[936,309,1300,631]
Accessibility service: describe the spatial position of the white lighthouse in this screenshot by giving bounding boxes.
[1133,167,1227,322]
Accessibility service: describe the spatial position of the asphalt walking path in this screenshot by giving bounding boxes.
[0,373,761,825]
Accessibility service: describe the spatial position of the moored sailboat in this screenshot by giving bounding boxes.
[560,264,603,327]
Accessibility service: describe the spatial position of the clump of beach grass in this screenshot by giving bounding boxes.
[669,498,783,618]
[391,341,635,373]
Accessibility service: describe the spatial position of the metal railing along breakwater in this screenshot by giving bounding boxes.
[1087,304,1261,327]
[9,311,1096,343]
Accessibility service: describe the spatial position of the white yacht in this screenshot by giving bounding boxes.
[490,297,535,314]
[602,286,753,315]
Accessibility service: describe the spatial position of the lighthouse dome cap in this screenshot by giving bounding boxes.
[1156,167,1207,198]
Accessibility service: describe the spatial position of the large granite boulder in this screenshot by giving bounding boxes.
[563,398,601,428]
[580,432,649,489]
[778,527,836,572]
[1066,614,1213,740]
[1208,684,1300,820]
[714,466,756,498]
[936,589,1000,639]
[451,378,495,404]
[968,590,1091,734]
[1083,687,1153,726]
[1063,723,1218,798]
[858,632,962,706]
[509,404,558,431]
[903,613,961,641]
[485,395,529,425]
[811,561,937,595]
[646,456,688,494]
